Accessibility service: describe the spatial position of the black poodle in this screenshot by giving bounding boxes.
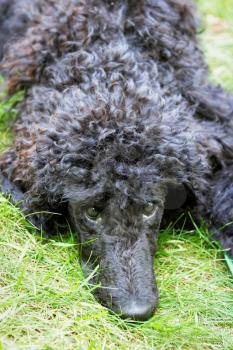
[0,0,233,321]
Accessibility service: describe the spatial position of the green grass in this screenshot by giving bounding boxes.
[0,199,232,350]
[197,0,233,92]
[0,1,233,349]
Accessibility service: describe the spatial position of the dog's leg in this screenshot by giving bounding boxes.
[0,170,40,227]
[0,170,65,234]
[0,170,48,232]
[0,169,25,203]
[209,165,233,257]
[198,86,233,257]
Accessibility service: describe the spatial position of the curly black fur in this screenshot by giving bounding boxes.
[0,0,233,320]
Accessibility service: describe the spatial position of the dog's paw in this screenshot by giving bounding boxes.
[0,170,25,202]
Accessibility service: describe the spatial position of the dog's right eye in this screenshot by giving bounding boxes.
[143,203,155,215]
[143,203,158,220]
[86,207,101,221]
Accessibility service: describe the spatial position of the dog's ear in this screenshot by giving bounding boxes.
[1,2,87,94]
[164,183,187,210]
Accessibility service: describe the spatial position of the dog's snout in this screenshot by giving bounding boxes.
[119,301,156,321]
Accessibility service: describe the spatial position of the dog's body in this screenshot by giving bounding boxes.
[0,0,233,320]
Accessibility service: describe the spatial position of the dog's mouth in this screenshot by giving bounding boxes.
[80,241,159,321]
[82,267,158,321]
[94,286,158,321]
[91,271,159,321]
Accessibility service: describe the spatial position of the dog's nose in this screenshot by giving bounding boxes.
[120,301,155,321]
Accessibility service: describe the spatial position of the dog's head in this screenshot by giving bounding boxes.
[67,149,167,320]
[31,58,205,319]
[65,136,190,320]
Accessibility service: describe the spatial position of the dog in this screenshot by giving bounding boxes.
[0,0,233,321]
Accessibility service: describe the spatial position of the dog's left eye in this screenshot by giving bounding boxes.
[86,207,101,221]
[143,203,157,219]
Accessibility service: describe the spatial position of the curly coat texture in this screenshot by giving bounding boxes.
[0,0,233,320]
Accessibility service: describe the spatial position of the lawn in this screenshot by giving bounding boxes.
[0,1,233,349]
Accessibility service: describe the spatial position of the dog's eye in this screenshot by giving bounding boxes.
[86,207,101,221]
[143,203,157,219]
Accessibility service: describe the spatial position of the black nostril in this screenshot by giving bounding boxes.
[119,302,155,321]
